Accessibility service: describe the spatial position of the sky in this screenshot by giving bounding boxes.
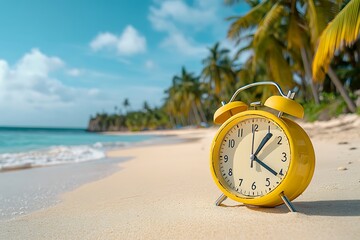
[0,0,248,128]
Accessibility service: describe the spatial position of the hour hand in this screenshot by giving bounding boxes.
[254,132,273,156]
[251,132,272,168]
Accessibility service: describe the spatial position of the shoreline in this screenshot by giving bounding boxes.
[1,116,360,239]
[0,156,128,222]
[0,129,201,222]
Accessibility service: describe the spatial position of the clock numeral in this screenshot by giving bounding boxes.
[228,168,233,176]
[251,182,256,190]
[224,155,229,163]
[252,124,259,133]
[265,178,270,187]
[238,178,243,186]
[279,169,284,176]
[228,139,235,148]
[238,128,243,137]
[277,136,282,145]
[281,152,287,162]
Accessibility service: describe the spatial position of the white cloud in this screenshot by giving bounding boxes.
[88,88,100,96]
[15,49,64,79]
[89,32,118,51]
[66,67,123,80]
[145,60,156,70]
[67,68,82,77]
[0,49,99,107]
[149,0,216,33]
[90,25,146,56]
[117,26,147,55]
[161,33,207,56]
[148,0,215,56]
[0,49,170,127]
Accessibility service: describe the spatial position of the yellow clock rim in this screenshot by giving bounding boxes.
[210,110,315,207]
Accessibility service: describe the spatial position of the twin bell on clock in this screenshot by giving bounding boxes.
[209,81,315,212]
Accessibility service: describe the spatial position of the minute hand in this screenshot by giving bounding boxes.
[253,156,278,176]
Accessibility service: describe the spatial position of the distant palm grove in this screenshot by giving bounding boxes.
[88,0,360,132]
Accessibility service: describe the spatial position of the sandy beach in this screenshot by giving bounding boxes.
[1,115,360,240]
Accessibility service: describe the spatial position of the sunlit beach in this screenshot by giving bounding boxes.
[1,0,360,239]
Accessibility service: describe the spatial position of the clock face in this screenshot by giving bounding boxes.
[218,116,291,198]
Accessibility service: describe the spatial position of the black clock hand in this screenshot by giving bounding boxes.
[250,125,256,168]
[253,132,273,156]
[252,156,278,176]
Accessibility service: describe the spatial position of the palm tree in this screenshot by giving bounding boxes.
[175,67,202,125]
[202,42,236,98]
[312,0,359,112]
[227,1,299,100]
[226,0,342,104]
[123,98,130,113]
[164,67,207,126]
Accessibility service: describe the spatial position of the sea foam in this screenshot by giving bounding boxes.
[0,145,107,171]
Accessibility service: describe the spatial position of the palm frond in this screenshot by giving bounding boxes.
[233,44,253,61]
[265,39,294,89]
[306,0,341,47]
[254,2,284,45]
[224,0,260,7]
[287,13,305,49]
[227,0,271,40]
[306,0,321,46]
[312,0,360,82]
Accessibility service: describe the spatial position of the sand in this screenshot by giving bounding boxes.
[1,115,360,240]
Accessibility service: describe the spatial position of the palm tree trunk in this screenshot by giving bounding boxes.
[196,101,207,123]
[168,114,175,128]
[300,74,309,101]
[191,103,201,124]
[215,65,222,95]
[189,113,195,126]
[327,67,357,113]
[300,47,320,104]
[180,115,186,126]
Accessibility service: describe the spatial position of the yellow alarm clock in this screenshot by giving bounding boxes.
[210,82,315,212]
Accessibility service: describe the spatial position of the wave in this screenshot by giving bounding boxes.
[0,142,127,171]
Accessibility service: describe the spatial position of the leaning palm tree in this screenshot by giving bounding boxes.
[312,0,359,112]
[202,42,236,97]
[226,0,342,104]
[164,67,206,126]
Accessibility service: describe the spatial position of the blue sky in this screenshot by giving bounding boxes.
[0,0,248,127]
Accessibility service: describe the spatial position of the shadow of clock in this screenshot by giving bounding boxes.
[218,200,360,216]
[294,200,360,217]
[218,204,289,213]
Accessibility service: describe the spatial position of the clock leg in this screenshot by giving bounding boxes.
[280,192,297,212]
[215,194,227,206]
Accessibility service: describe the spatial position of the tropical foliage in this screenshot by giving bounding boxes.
[88,101,170,132]
[88,0,360,131]
[312,0,360,81]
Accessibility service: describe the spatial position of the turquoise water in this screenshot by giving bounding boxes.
[0,127,154,153]
[0,127,156,169]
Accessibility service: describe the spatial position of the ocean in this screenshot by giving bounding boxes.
[0,127,156,171]
[0,127,160,220]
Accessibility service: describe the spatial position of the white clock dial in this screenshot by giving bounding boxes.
[218,116,290,198]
